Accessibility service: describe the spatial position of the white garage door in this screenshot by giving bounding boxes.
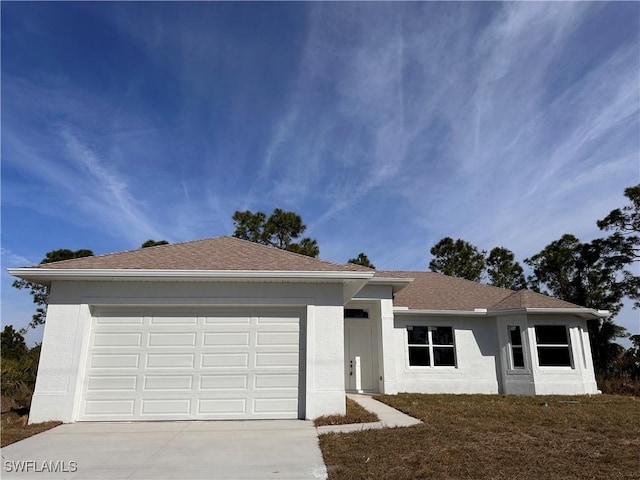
[79,309,302,421]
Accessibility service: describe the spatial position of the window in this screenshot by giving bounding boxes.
[407,326,456,367]
[508,326,525,369]
[345,309,368,318]
[535,325,572,367]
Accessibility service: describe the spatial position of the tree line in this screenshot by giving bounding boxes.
[9,184,639,380]
[428,185,639,377]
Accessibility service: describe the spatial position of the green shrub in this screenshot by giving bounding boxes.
[1,326,40,408]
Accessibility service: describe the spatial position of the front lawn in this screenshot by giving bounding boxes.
[318,394,640,480]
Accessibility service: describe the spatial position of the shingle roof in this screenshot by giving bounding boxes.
[489,289,580,310]
[23,238,585,311]
[379,271,582,311]
[29,236,373,272]
[382,271,514,310]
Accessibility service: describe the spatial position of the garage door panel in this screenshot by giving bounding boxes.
[201,353,249,368]
[146,353,195,368]
[149,315,198,325]
[81,309,302,421]
[96,315,144,325]
[198,398,247,415]
[148,332,197,347]
[87,376,138,391]
[255,352,298,367]
[200,374,248,390]
[203,315,251,325]
[143,375,193,390]
[93,333,142,347]
[203,332,250,346]
[84,400,135,416]
[255,373,298,389]
[253,398,298,415]
[256,331,299,346]
[256,316,299,325]
[141,399,191,415]
[91,354,140,369]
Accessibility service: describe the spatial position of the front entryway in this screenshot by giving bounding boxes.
[344,317,376,392]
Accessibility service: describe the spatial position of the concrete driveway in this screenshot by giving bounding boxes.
[1,420,327,479]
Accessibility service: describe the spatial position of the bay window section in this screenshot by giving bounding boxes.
[535,325,572,367]
[407,326,456,367]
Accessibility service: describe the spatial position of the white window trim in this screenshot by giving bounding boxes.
[534,325,575,369]
[406,326,457,369]
[506,325,529,373]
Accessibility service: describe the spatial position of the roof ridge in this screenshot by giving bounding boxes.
[224,236,373,271]
[32,237,218,268]
[382,270,516,294]
[489,288,582,310]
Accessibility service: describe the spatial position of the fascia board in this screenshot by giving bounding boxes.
[393,308,488,317]
[392,306,609,319]
[489,307,610,319]
[7,268,374,284]
[368,276,414,293]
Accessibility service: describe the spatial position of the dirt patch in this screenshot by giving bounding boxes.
[1,410,61,447]
[314,397,379,427]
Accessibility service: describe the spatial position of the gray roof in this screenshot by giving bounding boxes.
[380,271,581,311]
[22,237,585,311]
[29,236,373,272]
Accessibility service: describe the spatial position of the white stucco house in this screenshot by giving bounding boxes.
[9,236,607,424]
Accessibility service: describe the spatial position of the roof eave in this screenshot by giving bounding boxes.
[393,306,610,319]
[393,307,489,317]
[7,267,375,287]
[368,276,414,294]
[488,307,610,319]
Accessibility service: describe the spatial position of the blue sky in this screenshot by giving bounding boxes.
[2,2,639,345]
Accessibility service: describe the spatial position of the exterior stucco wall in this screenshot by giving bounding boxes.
[496,314,598,395]
[387,312,598,396]
[526,315,598,395]
[392,315,501,394]
[29,280,347,423]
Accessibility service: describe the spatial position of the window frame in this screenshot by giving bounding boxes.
[534,324,574,368]
[406,325,457,368]
[507,325,526,370]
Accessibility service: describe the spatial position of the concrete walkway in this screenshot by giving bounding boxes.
[0,396,418,478]
[316,393,422,434]
[1,420,327,480]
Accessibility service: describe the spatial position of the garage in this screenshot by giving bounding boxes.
[79,308,304,421]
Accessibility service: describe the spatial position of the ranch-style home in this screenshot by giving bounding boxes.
[9,236,606,424]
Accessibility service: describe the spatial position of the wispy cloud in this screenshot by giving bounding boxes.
[3,2,637,340]
[0,248,35,268]
[58,128,167,243]
[257,3,637,266]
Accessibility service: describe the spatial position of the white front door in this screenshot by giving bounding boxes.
[344,318,375,392]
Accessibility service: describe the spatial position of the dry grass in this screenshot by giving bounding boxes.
[1,411,61,447]
[315,397,380,427]
[319,394,640,480]
[597,375,640,396]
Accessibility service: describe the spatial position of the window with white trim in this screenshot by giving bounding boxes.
[407,326,456,367]
[508,326,525,369]
[535,325,572,367]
